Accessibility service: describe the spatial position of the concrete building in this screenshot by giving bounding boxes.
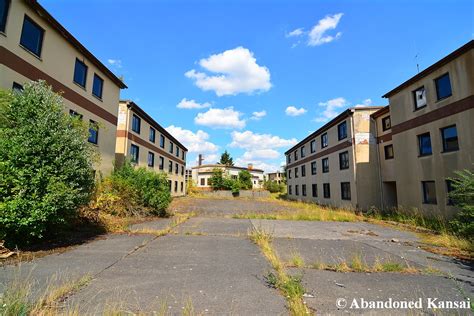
[0,0,126,175]
[285,107,383,209]
[192,163,265,189]
[116,100,187,197]
[266,172,285,184]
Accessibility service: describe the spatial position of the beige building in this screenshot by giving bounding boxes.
[266,172,285,184]
[285,107,383,209]
[192,164,265,189]
[0,0,126,175]
[116,100,188,197]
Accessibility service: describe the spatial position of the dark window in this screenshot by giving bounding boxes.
[175,163,179,174]
[288,185,292,195]
[73,59,88,87]
[288,169,292,179]
[294,150,298,161]
[200,178,205,186]
[287,155,291,164]
[0,0,10,33]
[159,156,164,170]
[88,120,99,144]
[20,15,44,57]
[323,183,330,198]
[295,185,299,196]
[311,161,317,175]
[149,128,156,143]
[130,144,139,163]
[310,140,316,153]
[422,181,437,204]
[300,146,305,158]
[174,181,178,192]
[160,135,165,148]
[169,142,174,154]
[295,167,299,178]
[69,109,83,120]
[181,166,184,176]
[168,161,173,173]
[301,165,306,177]
[302,184,307,196]
[441,125,459,152]
[418,133,432,156]
[382,116,391,131]
[322,158,329,173]
[181,182,184,192]
[176,147,180,157]
[446,180,455,206]
[182,151,185,160]
[321,133,328,148]
[92,74,103,98]
[384,145,394,159]
[132,114,141,133]
[168,180,172,191]
[312,184,317,197]
[338,121,347,140]
[413,86,427,110]
[435,73,452,100]
[148,152,154,167]
[339,151,349,170]
[341,182,351,200]
[12,82,23,93]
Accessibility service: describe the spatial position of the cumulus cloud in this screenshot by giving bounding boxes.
[177,98,211,109]
[242,149,280,160]
[250,110,267,120]
[165,125,218,153]
[285,106,307,116]
[194,107,246,129]
[229,130,297,150]
[107,59,122,68]
[286,28,304,37]
[314,97,349,123]
[308,13,343,46]
[235,157,283,173]
[354,98,373,107]
[185,47,271,96]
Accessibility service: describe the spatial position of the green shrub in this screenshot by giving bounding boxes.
[264,180,284,193]
[238,170,253,190]
[0,81,95,247]
[209,168,225,190]
[448,169,474,239]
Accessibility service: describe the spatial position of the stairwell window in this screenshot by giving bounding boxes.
[435,73,452,101]
[73,59,88,88]
[20,15,44,57]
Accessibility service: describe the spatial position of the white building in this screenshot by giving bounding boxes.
[192,164,265,189]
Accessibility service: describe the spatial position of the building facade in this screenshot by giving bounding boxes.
[0,0,126,175]
[266,172,285,184]
[116,100,188,197]
[192,164,265,189]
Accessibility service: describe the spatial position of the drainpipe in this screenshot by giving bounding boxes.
[371,116,384,212]
[349,109,358,209]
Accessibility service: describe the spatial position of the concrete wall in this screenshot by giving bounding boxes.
[192,165,264,189]
[200,190,271,198]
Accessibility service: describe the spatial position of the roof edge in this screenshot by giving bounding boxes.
[191,164,264,173]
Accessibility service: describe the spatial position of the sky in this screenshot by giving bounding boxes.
[41,0,473,172]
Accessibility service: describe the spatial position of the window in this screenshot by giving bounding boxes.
[130,144,139,163]
[201,178,205,186]
[384,145,394,159]
[382,116,391,131]
[88,120,99,144]
[446,180,455,205]
[181,166,184,176]
[175,163,179,174]
[418,133,432,156]
[169,142,174,154]
[0,0,10,33]
[311,161,317,175]
[435,73,452,100]
[181,182,184,192]
[422,181,437,204]
[288,185,292,195]
[339,151,349,170]
[182,151,185,160]
[20,15,44,57]
[295,185,299,196]
[413,86,427,110]
[168,161,173,173]
[12,82,23,93]
[341,182,351,200]
[301,165,306,177]
[322,158,329,173]
[302,184,307,196]
[73,59,88,88]
[92,74,103,99]
[287,155,291,164]
[300,146,305,158]
[168,180,172,191]
[294,150,298,161]
[148,152,154,167]
[69,109,83,120]
[321,133,328,148]
[160,134,165,148]
[149,128,156,143]
[176,147,180,157]
[323,183,330,198]
[159,156,164,170]
[310,140,316,153]
[132,114,141,133]
[312,184,317,197]
[174,181,178,192]
[338,121,347,140]
[441,125,459,152]
[288,169,292,179]
[295,167,299,178]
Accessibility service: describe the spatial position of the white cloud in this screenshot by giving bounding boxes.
[194,107,246,129]
[235,157,283,173]
[177,98,211,109]
[285,106,307,116]
[194,153,219,165]
[242,149,280,160]
[107,59,122,68]
[230,130,297,150]
[286,28,304,37]
[185,47,271,96]
[354,98,373,107]
[308,13,343,46]
[250,110,267,120]
[165,125,218,153]
[314,97,349,123]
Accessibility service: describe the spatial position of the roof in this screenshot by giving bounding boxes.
[192,164,264,173]
[121,100,188,151]
[25,0,127,89]
[284,106,384,155]
[382,40,473,98]
[371,105,390,118]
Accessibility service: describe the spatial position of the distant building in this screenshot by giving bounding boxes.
[266,172,285,184]
[185,169,193,183]
[192,163,264,189]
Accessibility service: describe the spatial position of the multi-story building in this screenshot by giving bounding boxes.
[116,100,187,197]
[192,164,265,189]
[0,0,126,175]
[285,107,383,209]
[266,172,285,184]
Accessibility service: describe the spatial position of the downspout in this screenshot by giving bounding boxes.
[371,116,384,212]
[349,109,358,210]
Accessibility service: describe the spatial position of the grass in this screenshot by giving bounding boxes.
[124,212,194,236]
[249,226,311,315]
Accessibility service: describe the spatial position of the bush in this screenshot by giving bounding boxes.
[264,180,284,193]
[238,170,253,190]
[0,82,96,247]
[448,169,474,239]
[209,168,225,190]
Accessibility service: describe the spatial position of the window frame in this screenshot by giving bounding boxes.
[149,127,156,143]
[302,184,307,196]
[294,167,299,178]
[445,180,455,206]
[168,160,173,173]
[440,125,459,153]
[422,181,437,204]
[12,82,23,93]
[130,144,139,164]
[413,86,427,111]
[384,144,394,160]
[301,165,306,177]
[322,157,329,173]
[339,151,349,170]
[300,146,305,158]
[323,183,330,198]
[160,134,165,148]
[311,184,317,197]
[88,120,99,145]
[434,73,452,101]
[73,58,88,88]
[0,0,10,33]
[310,140,316,153]
[311,161,317,175]
[92,73,104,99]
[169,141,174,154]
[132,114,141,134]
[321,133,328,148]
[159,156,164,170]
[19,15,44,58]
[288,185,292,195]
[418,132,432,157]
[382,116,391,131]
[341,182,351,200]
[147,151,155,167]
[337,121,347,141]
[295,185,299,196]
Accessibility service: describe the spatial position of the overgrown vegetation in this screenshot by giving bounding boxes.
[448,169,474,239]
[208,168,255,193]
[264,180,285,193]
[0,82,96,248]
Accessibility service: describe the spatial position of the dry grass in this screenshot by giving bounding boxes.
[119,213,194,236]
[289,252,305,268]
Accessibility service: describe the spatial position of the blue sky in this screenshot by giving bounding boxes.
[41,0,473,172]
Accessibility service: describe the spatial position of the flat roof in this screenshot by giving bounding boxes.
[192,164,264,173]
[382,40,473,98]
[25,0,127,89]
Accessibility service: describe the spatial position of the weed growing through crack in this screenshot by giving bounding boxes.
[290,252,305,268]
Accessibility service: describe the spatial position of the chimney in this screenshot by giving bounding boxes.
[248,163,253,170]
[198,154,203,166]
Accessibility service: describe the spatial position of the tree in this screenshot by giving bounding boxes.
[209,168,225,190]
[448,169,474,239]
[0,81,96,247]
[219,150,234,166]
[238,170,253,190]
